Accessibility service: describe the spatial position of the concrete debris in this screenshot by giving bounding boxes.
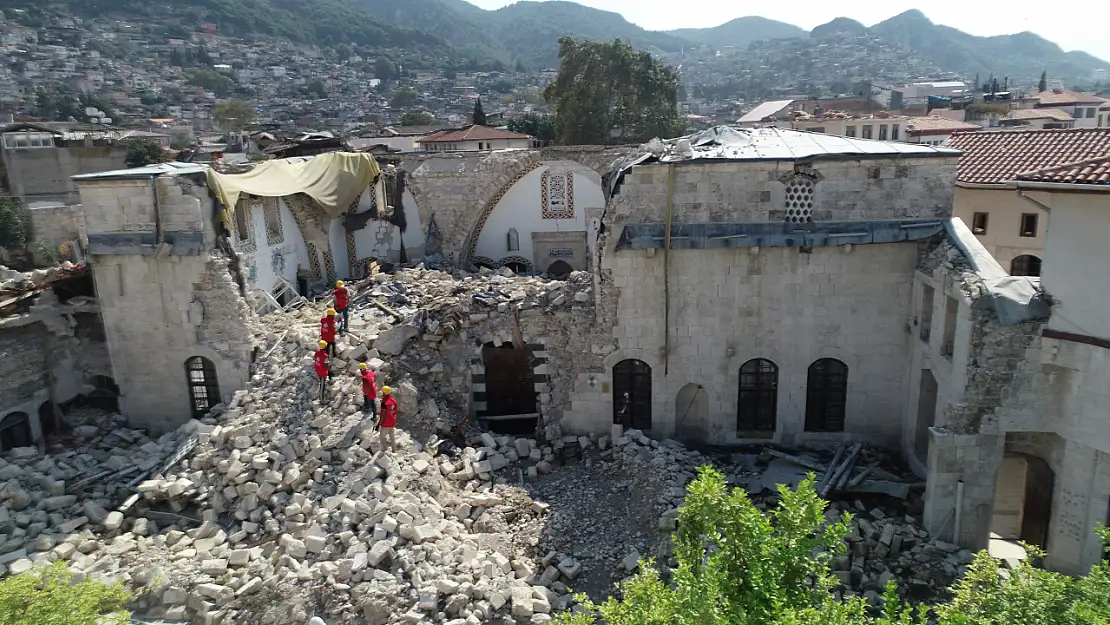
[0,266,964,623]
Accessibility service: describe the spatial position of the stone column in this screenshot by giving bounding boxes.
[922,427,1004,550]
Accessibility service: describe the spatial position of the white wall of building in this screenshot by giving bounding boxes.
[474,162,604,270]
[351,186,427,265]
[244,197,312,297]
[1040,191,1110,338]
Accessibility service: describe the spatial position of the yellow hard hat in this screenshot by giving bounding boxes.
[336,280,344,288]
[327,308,337,316]
[381,386,392,394]
[358,362,368,370]
[318,340,327,349]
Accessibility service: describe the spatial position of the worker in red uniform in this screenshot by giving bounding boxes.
[320,308,338,357]
[313,340,330,402]
[333,280,350,334]
[358,362,378,418]
[377,385,397,453]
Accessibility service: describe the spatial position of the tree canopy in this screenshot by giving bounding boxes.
[543,37,684,145]
[375,57,397,81]
[400,111,434,126]
[188,68,235,98]
[213,100,256,133]
[507,113,556,146]
[472,98,487,125]
[123,138,168,168]
[0,193,28,252]
[554,466,1110,625]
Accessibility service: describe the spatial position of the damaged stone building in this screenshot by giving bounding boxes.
[8,124,1110,587]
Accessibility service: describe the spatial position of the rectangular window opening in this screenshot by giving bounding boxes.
[1020,213,1038,238]
[879,124,888,140]
[862,125,873,139]
[920,283,935,343]
[845,126,857,137]
[972,212,989,235]
[942,297,959,360]
[891,124,901,141]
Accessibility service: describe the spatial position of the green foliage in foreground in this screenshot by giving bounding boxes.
[0,561,131,625]
[555,466,1110,625]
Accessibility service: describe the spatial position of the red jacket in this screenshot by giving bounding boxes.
[313,350,329,377]
[360,369,377,398]
[380,395,398,428]
[335,286,349,310]
[320,316,336,343]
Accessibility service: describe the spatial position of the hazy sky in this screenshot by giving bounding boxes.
[466,0,1110,64]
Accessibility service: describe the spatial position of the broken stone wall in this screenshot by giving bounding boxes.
[28,203,85,261]
[0,291,111,448]
[400,146,636,266]
[81,175,253,434]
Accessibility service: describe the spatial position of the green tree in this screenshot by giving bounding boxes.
[1039,70,1048,92]
[0,193,29,252]
[472,98,487,126]
[389,87,419,108]
[123,138,168,168]
[375,56,396,81]
[543,37,684,145]
[515,59,527,73]
[213,99,256,133]
[400,111,434,126]
[0,561,131,625]
[507,113,556,145]
[306,79,328,99]
[188,68,234,97]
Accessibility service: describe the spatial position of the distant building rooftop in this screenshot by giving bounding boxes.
[737,99,794,124]
[417,124,532,144]
[1003,108,1075,122]
[72,162,206,180]
[903,116,982,135]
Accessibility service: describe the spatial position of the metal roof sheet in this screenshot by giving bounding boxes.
[72,162,207,180]
[656,126,960,163]
[737,100,794,123]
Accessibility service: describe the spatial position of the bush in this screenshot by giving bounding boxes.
[0,194,28,252]
[123,138,168,168]
[555,467,1110,625]
[0,561,131,625]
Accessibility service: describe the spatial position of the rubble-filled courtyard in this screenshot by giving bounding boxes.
[0,266,982,624]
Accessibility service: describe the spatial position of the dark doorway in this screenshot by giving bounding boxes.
[804,358,848,432]
[612,359,652,430]
[502,261,529,275]
[546,260,572,279]
[185,356,221,418]
[481,344,537,417]
[0,412,33,451]
[737,358,778,435]
[88,375,120,412]
[1020,455,1055,549]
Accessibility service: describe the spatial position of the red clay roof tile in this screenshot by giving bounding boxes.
[944,128,1110,184]
[1015,155,1110,185]
[417,124,533,144]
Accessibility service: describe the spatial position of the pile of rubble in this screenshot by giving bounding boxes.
[0,261,86,293]
[0,266,974,623]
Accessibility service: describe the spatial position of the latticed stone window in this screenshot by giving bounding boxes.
[784,176,815,224]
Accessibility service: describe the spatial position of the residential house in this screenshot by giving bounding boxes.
[901,116,983,145]
[944,128,1110,275]
[1000,108,1076,129]
[0,122,128,206]
[415,125,535,152]
[1031,86,1108,128]
[784,112,980,145]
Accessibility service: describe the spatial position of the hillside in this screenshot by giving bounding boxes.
[667,16,805,49]
[869,9,1109,83]
[356,0,691,68]
[0,0,452,54]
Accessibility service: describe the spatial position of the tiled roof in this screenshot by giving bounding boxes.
[945,128,1110,184]
[1004,108,1075,121]
[417,125,532,143]
[903,116,982,134]
[1036,89,1106,106]
[1015,155,1110,186]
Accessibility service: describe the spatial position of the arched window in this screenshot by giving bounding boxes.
[185,356,221,419]
[506,228,520,252]
[612,359,652,430]
[805,358,848,432]
[737,359,778,433]
[1010,254,1042,277]
[0,412,33,451]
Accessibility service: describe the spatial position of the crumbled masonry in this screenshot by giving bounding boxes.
[0,266,973,623]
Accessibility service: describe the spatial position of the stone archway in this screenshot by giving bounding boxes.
[455,148,637,267]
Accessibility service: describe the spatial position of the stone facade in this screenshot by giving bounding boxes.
[79,173,254,433]
[554,154,960,445]
[1,145,128,205]
[28,203,85,261]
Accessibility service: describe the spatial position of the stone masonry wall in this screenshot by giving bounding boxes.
[608,156,959,226]
[29,204,85,258]
[0,323,48,407]
[401,146,636,265]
